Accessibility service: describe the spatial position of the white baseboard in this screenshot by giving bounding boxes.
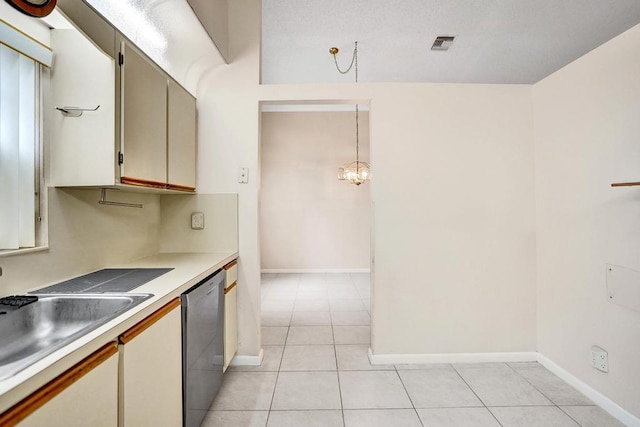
[537,354,640,427]
[261,268,370,274]
[229,348,264,366]
[367,349,538,365]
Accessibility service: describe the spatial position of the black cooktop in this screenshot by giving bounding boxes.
[34,268,173,294]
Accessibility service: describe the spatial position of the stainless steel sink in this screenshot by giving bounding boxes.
[0,293,153,381]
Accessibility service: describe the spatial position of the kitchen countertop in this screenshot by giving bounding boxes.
[0,251,238,413]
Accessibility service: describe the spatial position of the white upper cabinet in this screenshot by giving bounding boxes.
[167,79,197,191]
[50,29,116,187]
[50,2,197,193]
[120,42,168,188]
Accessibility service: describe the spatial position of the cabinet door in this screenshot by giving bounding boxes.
[119,299,182,427]
[167,80,197,191]
[223,261,238,372]
[120,42,167,188]
[50,28,116,187]
[223,284,238,372]
[1,343,118,427]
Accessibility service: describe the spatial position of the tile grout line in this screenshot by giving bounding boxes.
[265,322,291,425]
[451,364,505,427]
[557,406,587,427]
[394,365,425,427]
[331,301,347,427]
[506,363,586,427]
[505,363,571,413]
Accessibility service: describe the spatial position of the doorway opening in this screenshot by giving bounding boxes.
[257,101,374,359]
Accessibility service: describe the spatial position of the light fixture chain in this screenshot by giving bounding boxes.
[332,41,358,75]
[355,41,358,83]
[355,41,359,173]
[356,103,360,173]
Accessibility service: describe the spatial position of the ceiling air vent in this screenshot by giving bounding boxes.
[431,36,455,51]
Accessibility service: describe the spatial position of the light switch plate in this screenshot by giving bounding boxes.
[191,212,205,230]
[238,167,249,184]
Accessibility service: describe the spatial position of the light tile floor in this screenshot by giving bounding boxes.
[204,273,624,427]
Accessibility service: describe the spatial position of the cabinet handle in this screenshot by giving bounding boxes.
[55,105,100,117]
[223,260,238,270]
[224,281,237,295]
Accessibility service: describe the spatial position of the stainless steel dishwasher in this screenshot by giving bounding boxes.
[182,269,225,427]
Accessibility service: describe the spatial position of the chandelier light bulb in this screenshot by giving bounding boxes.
[338,161,371,186]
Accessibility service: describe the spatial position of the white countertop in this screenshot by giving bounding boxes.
[0,251,238,413]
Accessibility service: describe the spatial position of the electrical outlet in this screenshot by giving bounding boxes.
[191,212,205,230]
[590,346,609,373]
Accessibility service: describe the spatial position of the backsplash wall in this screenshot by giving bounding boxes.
[0,187,161,296]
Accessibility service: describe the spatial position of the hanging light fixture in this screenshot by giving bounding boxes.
[330,42,370,186]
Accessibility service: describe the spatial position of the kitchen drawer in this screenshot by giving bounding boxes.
[223,260,237,289]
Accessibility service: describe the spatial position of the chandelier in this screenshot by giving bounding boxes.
[330,42,371,186]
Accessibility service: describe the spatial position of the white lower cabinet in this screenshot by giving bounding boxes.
[119,298,182,427]
[0,299,184,427]
[224,285,238,372]
[223,260,238,372]
[1,343,119,427]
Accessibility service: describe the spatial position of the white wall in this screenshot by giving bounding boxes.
[369,84,536,354]
[196,0,262,357]
[533,24,640,418]
[0,190,240,298]
[0,188,160,295]
[260,111,370,271]
[197,0,537,358]
[160,193,238,253]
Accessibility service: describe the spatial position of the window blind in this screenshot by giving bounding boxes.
[0,44,36,249]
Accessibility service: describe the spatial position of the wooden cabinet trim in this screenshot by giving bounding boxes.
[0,341,118,427]
[166,183,196,192]
[120,177,196,193]
[119,297,181,345]
[224,281,237,295]
[120,176,166,189]
[223,259,238,270]
[611,181,640,187]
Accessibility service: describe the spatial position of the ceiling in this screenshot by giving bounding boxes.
[261,0,640,85]
[83,0,226,94]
